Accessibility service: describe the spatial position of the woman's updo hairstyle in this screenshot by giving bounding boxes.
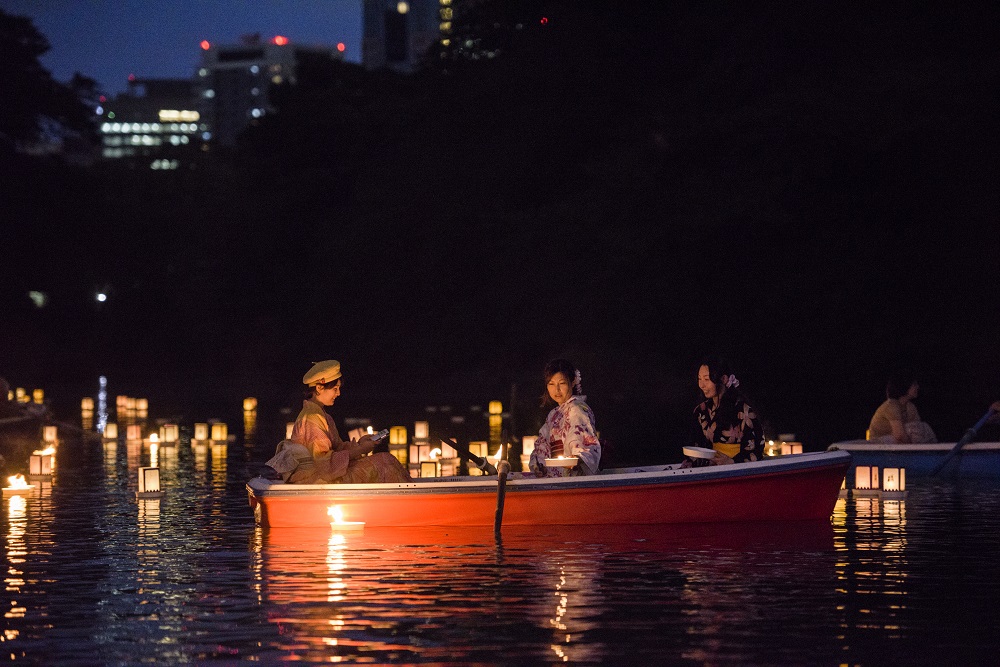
[542,358,581,406]
[304,377,341,399]
[699,355,737,397]
[886,371,915,400]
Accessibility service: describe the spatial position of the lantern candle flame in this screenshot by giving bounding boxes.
[4,474,35,495]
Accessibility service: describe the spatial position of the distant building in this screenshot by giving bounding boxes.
[98,78,202,170]
[362,0,449,72]
[195,35,345,147]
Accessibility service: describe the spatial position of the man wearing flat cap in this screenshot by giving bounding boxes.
[266,360,411,483]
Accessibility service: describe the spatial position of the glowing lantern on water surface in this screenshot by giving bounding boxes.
[488,401,502,415]
[33,389,44,404]
[3,474,34,495]
[210,422,228,441]
[328,505,364,530]
[136,398,148,419]
[103,423,118,439]
[409,442,432,464]
[81,397,94,412]
[43,425,58,443]
[414,421,429,441]
[420,460,441,477]
[780,441,803,455]
[126,424,142,441]
[159,423,179,443]
[468,441,489,459]
[854,465,880,495]
[137,466,162,498]
[194,423,209,441]
[389,426,407,446]
[882,467,906,498]
[29,447,55,478]
[243,397,257,412]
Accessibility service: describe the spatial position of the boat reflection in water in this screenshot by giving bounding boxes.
[255,521,835,663]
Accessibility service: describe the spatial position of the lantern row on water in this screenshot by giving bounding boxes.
[847,465,907,499]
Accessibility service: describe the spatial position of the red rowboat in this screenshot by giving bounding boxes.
[246,450,850,528]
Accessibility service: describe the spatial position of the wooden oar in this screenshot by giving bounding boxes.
[439,436,498,475]
[494,459,511,539]
[929,407,998,476]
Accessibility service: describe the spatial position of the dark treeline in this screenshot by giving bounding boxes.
[2,2,999,462]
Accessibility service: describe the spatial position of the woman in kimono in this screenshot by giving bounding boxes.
[687,357,765,466]
[267,359,411,484]
[528,359,601,477]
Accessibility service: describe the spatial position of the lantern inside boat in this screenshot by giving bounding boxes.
[104,422,118,439]
[137,466,162,496]
[42,425,58,442]
[243,397,257,412]
[210,422,228,441]
[883,467,905,492]
[414,421,429,441]
[194,423,209,441]
[389,426,407,446]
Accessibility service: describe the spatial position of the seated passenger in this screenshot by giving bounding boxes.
[528,359,601,477]
[266,359,411,484]
[868,372,936,444]
[687,357,765,465]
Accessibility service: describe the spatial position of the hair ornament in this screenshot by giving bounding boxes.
[725,375,740,389]
[574,369,583,394]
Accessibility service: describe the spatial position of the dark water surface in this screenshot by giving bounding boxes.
[4,436,1000,665]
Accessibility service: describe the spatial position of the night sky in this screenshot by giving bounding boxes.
[0,0,362,94]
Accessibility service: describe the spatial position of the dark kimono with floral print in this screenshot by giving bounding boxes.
[691,393,765,463]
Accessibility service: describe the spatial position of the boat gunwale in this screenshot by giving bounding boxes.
[829,441,1000,453]
[247,450,851,498]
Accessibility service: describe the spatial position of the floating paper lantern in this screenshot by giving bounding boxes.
[29,449,55,477]
[243,397,257,412]
[104,423,118,439]
[127,424,142,441]
[440,440,457,459]
[33,389,44,404]
[43,425,58,442]
[420,461,440,477]
[210,422,228,441]
[414,421,429,441]
[409,443,432,464]
[81,397,95,411]
[137,466,162,497]
[160,423,179,443]
[194,423,209,441]
[468,441,488,458]
[780,441,803,455]
[389,426,407,446]
[882,467,906,498]
[854,465,880,493]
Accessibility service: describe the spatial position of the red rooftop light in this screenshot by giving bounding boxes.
[273,35,289,46]
[337,42,346,52]
[200,40,211,50]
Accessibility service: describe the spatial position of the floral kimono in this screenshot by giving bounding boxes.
[529,395,601,477]
[691,394,765,463]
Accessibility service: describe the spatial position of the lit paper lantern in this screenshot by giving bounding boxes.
[488,400,503,415]
[33,389,44,404]
[780,441,803,455]
[127,424,142,441]
[389,444,407,465]
[104,423,118,439]
[194,423,209,441]
[137,466,162,496]
[440,440,457,459]
[161,423,179,443]
[29,452,54,477]
[883,467,905,492]
[420,461,440,477]
[389,426,407,446]
[43,425,58,442]
[468,441,488,458]
[210,423,228,441]
[15,388,27,403]
[414,421,429,441]
[854,465,880,490]
[521,436,537,456]
[409,443,432,464]
[81,397,95,411]
[243,397,257,411]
